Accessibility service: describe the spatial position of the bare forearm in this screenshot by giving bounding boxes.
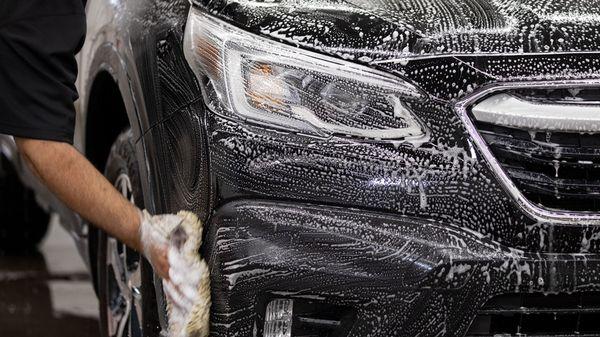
[15,138,142,251]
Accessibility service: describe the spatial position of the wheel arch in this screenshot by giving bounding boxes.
[82,43,145,153]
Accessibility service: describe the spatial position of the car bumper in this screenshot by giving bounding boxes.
[204,200,600,337]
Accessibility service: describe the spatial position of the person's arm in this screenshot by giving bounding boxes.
[15,137,169,279]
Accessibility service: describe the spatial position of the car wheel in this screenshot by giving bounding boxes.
[0,154,49,252]
[98,130,160,337]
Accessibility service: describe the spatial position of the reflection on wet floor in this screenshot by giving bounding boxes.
[0,219,99,337]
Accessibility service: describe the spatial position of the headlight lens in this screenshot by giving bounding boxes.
[184,9,427,140]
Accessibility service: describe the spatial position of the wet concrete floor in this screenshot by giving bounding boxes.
[0,218,100,337]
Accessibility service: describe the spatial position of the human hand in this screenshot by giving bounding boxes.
[138,210,183,280]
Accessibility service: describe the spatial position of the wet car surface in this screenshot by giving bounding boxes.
[0,217,99,337]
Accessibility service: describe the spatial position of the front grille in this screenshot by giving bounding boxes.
[475,122,600,211]
[470,88,600,213]
[466,292,600,336]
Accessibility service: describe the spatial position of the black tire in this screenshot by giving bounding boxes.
[0,154,49,252]
[97,130,160,337]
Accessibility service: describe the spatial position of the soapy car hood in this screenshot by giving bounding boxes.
[194,0,600,60]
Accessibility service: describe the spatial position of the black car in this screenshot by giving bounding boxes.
[1,0,600,336]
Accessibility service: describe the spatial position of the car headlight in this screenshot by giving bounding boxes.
[184,9,427,140]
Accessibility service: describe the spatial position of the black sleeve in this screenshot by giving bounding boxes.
[0,1,86,143]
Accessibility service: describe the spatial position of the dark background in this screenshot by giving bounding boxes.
[0,216,99,337]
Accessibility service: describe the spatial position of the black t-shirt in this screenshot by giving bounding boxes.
[0,0,87,144]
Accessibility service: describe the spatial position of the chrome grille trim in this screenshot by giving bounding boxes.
[455,80,600,225]
[472,92,600,132]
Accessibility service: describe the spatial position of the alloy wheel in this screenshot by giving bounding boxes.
[104,173,143,337]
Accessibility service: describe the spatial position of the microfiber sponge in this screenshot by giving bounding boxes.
[163,211,211,337]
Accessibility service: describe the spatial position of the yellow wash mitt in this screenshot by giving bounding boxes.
[162,211,211,337]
